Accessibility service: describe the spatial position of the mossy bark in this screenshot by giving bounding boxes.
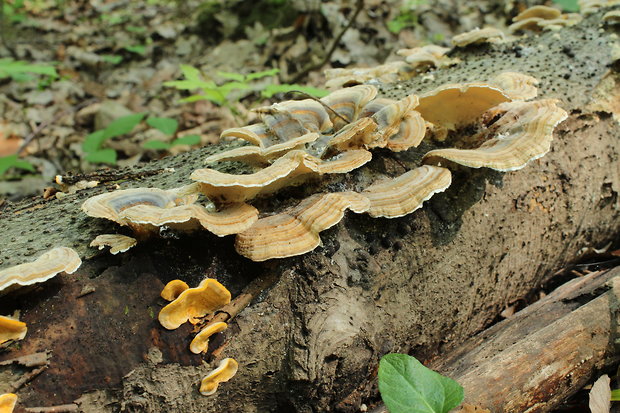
[1,12,620,413]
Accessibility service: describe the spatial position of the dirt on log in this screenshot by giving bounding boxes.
[1,11,620,413]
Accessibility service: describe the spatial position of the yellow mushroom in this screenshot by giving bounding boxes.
[160,279,190,301]
[190,322,228,354]
[0,316,27,345]
[199,358,239,396]
[0,393,17,413]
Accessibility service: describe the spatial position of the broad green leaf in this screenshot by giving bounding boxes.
[163,79,216,90]
[0,58,58,79]
[124,45,146,55]
[378,354,464,413]
[101,54,123,64]
[553,0,579,11]
[85,149,117,164]
[143,140,171,150]
[0,155,35,176]
[246,68,280,81]
[179,90,226,105]
[172,134,201,146]
[261,83,329,99]
[217,71,245,82]
[180,64,202,82]
[102,113,146,139]
[82,130,106,152]
[146,117,178,136]
[217,81,252,96]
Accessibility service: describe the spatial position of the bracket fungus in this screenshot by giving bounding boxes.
[362,166,452,218]
[90,234,137,255]
[452,27,505,47]
[160,279,190,301]
[320,85,378,129]
[200,358,239,396]
[0,394,17,413]
[0,315,27,345]
[509,6,581,32]
[158,278,231,330]
[190,321,228,354]
[423,99,568,171]
[490,72,539,101]
[0,247,81,294]
[235,192,370,261]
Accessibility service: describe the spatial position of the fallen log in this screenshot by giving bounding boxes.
[1,10,619,413]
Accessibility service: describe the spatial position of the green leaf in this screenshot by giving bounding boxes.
[552,0,579,11]
[246,68,280,81]
[102,113,146,139]
[0,155,35,176]
[163,79,217,91]
[378,354,464,413]
[261,84,329,99]
[100,54,123,65]
[217,81,252,96]
[124,45,146,55]
[611,389,620,401]
[85,149,117,164]
[180,64,202,82]
[0,58,58,80]
[143,140,171,150]
[179,89,226,105]
[146,117,178,136]
[172,134,201,146]
[82,130,106,152]
[217,71,245,82]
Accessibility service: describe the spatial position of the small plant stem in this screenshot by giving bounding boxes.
[287,90,350,125]
[285,0,365,84]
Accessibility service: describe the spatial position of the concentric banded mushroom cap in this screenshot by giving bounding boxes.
[384,110,427,152]
[158,278,231,330]
[81,187,199,227]
[370,95,426,150]
[272,100,333,133]
[326,117,379,151]
[423,99,568,171]
[0,316,27,345]
[362,166,452,218]
[200,358,238,396]
[452,27,505,47]
[603,10,620,23]
[220,124,273,148]
[513,5,561,21]
[90,234,137,255]
[320,85,378,128]
[0,247,81,293]
[235,192,370,261]
[190,321,228,354]
[323,62,408,89]
[490,72,539,101]
[191,150,372,204]
[161,279,189,301]
[416,82,511,130]
[0,393,17,413]
[258,108,310,142]
[396,45,452,67]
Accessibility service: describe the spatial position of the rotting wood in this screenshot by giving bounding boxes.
[370,267,620,413]
[0,10,619,413]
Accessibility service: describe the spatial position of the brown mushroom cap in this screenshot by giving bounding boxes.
[320,85,378,129]
[191,150,371,204]
[81,187,199,227]
[370,95,426,151]
[235,192,370,261]
[423,99,568,171]
[160,279,190,301]
[0,247,81,293]
[362,166,452,218]
[220,124,272,148]
[0,316,27,345]
[416,82,511,130]
[0,393,17,413]
[508,17,544,33]
[513,5,562,21]
[200,358,238,396]
[452,27,505,47]
[90,234,137,255]
[396,45,453,67]
[190,321,228,354]
[271,100,333,133]
[158,278,231,330]
[325,117,379,152]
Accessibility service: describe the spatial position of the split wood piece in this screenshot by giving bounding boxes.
[81,185,200,227]
[118,202,259,237]
[320,85,378,129]
[90,234,137,255]
[423,99,568,171]
[235,192,370,261]
[204,133,319,166]
[416,82,511,130]
[191,149,372,205]
[362,166,452,218]
[370,267,620,413]
[0,247,81,294]
[23,405,78,413]
[0,316,27,345]
[452,28,505,47]
[158,278,231,330]
[489,72,539,101]
[0,394,17,413]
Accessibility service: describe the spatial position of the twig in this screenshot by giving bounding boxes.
[9,365,47,391]
[286,90,350,124]
[285,0,365,84]
[24,404,79,413]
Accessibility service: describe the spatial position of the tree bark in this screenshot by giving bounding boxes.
[1,11,620,413]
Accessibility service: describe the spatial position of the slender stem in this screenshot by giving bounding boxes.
[286,90,349,124]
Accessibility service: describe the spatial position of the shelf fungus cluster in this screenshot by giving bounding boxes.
[508,5,582,33]
[158,279,237,396]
